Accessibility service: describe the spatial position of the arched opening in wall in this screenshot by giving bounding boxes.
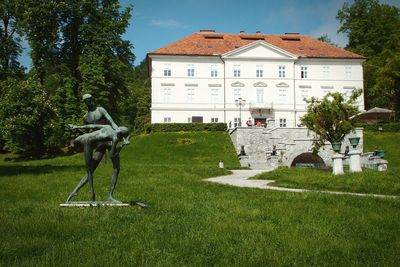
[290,153,326,169]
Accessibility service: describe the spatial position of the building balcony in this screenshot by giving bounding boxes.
[248,101,274,110]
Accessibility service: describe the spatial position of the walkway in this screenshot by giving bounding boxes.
[205,170,399,199]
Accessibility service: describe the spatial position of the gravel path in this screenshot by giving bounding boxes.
[205,170,399,199]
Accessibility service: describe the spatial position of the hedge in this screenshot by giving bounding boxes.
[149,123,227,132]
[356,122,400,132]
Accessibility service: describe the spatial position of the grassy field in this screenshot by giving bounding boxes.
[1,131,400,266]
[254,132,400,195]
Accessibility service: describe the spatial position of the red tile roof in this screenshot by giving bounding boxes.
[148,32,365,59]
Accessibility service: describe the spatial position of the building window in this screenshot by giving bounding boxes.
[187,64,195,77]
[164,64,171,76]
[345,66,352,79]
[278,88,287,102]
[234,64,241,77]
[301,66,308,79]
[187,88,195,102]
[279,118,287,127]
[300,89,309,100]
[279,66,286,78]
[211,88,219,103]
[211,64,218,77]
[187,68,194,77]
[323,66,330,78]
[234,117,241,127]
[256,89,264,103]
[234,88,241,101]
[256,65,263,78]
[164,69,171,76]
[164,117,171,123]
[187,117,192,123]
[211,117,218,123]
[163,88,172,102]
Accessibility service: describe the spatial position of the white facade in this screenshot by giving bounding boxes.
[149,40,364,127]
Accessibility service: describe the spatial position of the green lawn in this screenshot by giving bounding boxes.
[1,131,400,266]
[254,131,400,196]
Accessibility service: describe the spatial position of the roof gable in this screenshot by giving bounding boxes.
[222,40,297,59]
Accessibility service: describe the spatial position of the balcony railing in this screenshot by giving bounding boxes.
[248,101,274,110]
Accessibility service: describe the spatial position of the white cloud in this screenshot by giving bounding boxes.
[150,18,188,29]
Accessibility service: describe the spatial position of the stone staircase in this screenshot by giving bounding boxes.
[229,126,364,170]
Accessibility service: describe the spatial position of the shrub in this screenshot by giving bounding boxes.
[150,123,227,132]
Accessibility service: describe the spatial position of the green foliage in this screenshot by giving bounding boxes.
[0,0,25,80]
[317,34,338,47]
[151,123,227,132]
[356,122,400,132]
[337,0,400,114]
[0,77,52,157]
[120,60,151,133]
[301,90,361,153]
[0,0,138,156]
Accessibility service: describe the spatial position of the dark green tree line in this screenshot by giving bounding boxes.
[337,0,400,115]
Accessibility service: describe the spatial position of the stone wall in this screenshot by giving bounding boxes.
[230,127,364,170]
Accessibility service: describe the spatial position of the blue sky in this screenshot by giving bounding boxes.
[19,0,400,68]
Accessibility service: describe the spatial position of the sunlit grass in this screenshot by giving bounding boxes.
[254,132,400,195]
[1,131,399,266]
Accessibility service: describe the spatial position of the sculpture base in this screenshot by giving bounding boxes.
[349,150,362,173]
[332,153,344,175]
[60,201,148,208]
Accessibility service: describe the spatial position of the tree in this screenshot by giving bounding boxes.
[0,76,52,157]
[317,34,338,47]
[301,89,362,153]
[78,0,134,118]
[337,0,400,115]
[0,0,24,80]
[17,0,62,81]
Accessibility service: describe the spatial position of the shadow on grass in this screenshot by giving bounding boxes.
[0,164,83,176]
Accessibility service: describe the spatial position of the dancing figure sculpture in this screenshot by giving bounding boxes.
[66,94,129,203]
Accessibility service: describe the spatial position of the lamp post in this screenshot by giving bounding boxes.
[235,97,246,127]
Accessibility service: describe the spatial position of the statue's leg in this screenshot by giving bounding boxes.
[107,153,121,203]
[66,157,102,202]
[83,143,96,201]
[66,144,106,202]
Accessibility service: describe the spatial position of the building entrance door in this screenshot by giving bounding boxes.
[254,118,266,126]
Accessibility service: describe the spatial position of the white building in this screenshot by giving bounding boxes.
[148,30,365,128]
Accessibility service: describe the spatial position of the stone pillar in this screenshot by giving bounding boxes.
[332,154,344,175]
[348,150,362,172]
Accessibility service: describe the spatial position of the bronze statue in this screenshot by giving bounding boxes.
[66,94,129,203]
